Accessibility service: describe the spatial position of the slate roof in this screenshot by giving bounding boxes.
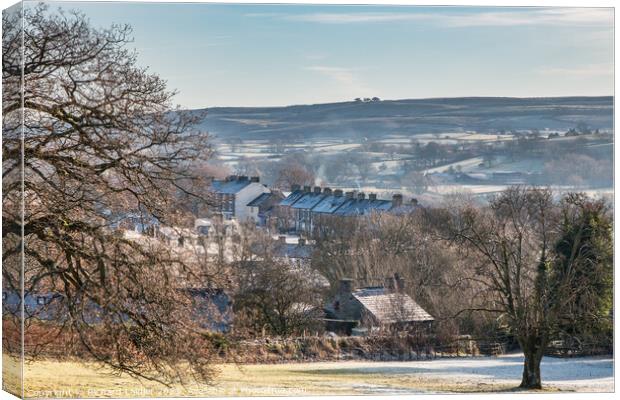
[247,192,273,207]
[353,288,434,324]
[210,179,252,194]
[279,189,307,206]
[311,194,350,214]
[279,189,418,217]
[332,198,392,216]
[290,193,326,210]
[274,243,313,259]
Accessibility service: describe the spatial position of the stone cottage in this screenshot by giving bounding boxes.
[324,275,434,335]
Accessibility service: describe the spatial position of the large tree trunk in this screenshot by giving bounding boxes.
[520,349,543,389]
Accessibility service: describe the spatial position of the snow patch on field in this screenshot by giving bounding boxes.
[304,353,613,393]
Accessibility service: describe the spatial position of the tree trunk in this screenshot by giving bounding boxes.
[520,346,543,389]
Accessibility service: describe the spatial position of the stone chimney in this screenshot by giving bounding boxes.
[303,185,311,193]
[369,193,377,201]
[323,187,332,195]
[313,186,321,194]
[250,176,259,182]
[334,189,343,197]
[298,238,306,246]
[395,273,406,291]
[278,235,286,244]
[291,184,301,191]
[357,192,365,200]
[338,278,354,295]
[392,194,403,208]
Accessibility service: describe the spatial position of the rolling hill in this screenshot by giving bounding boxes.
[190,96,613,141]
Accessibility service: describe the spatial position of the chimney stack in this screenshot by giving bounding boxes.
[313,186,321,194]
[410,198,419,206]
[238,175,248,181]
[323,187,332,195]
[298,238,306,246]
[384,276,396,291]
[291,184,301,191]
[303,185,311,193]
[357,192,365,200]
[369,193,377,201]
[278,235,286,244]
[392,194,403,208]
[250,176,259,182]
[338,278,354,294]
[395,273,406,291]
[334,189,343,197]
[345,191,355,199]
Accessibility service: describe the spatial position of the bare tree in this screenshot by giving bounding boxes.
[433,187,612,388]
[3,5,218,384]
[274,159,315,190]
[233,231,326,337]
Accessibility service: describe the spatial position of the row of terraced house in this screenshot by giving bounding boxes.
[203,176,419,235]
[277,184,419,233]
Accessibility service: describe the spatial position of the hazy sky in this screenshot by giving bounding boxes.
[46,2,613,108]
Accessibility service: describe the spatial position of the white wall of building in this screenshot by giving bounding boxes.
[235,183,269,222]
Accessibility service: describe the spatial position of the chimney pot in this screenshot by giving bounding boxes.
[345,191,355,199]
[384,276,396,291]
[323,187,332,195]
[410,198,419,206]
[303,186,312,193]
[298,238,306,246]
[392,194,403,208]
[357,192,365,200]
[334,189,343,197]
[369,193,377,201]
[314,186,321,194]
[338,278,354,294]
[278,235,286,244]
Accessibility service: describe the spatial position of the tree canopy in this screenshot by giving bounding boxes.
[3,4,215,384]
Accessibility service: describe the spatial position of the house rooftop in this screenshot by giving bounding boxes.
[279,186,417,217]
[210,178,252,194]
[312,194,349,214]
[332,198,392,216]
[279,189,307,206]
[275,242,313,259]
[247,192,274,207]
[290,192,326,210]
[353,289,434,324]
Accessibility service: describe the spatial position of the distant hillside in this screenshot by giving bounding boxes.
[190,96,613,141]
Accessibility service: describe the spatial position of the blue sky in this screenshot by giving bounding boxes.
[45,2,613,108]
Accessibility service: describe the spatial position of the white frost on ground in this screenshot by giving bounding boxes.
[306,353,614,393]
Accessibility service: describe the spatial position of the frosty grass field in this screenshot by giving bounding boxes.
[3,353,612,397]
